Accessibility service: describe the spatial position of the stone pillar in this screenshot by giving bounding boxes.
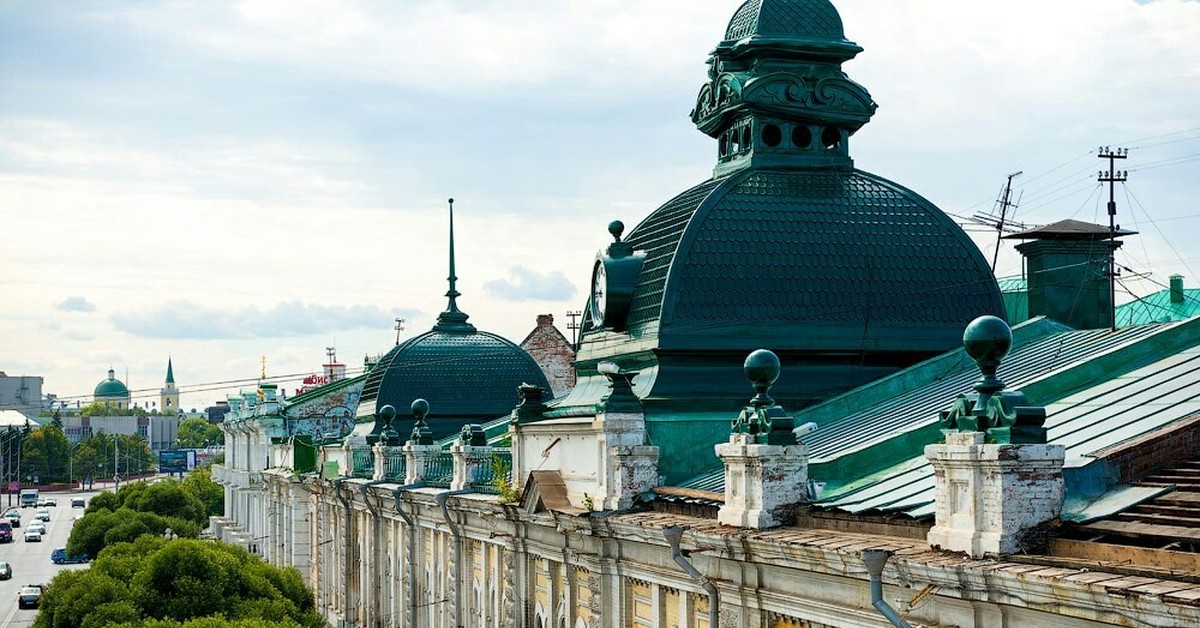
[404,442,442,484]
[716,433,808,529]
[451,443,495,491]
[926,432,1066,558]
[596,410,659,511]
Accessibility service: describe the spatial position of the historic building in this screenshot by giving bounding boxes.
[212,2,1200,627]
[160,358,180,414]
[93,367,131,410]
[519,314,576,399]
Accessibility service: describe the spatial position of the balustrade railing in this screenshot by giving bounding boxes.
[475,449,512,494]
[424,451,455,488]
[351,447,374,479]
[384,449,406,481]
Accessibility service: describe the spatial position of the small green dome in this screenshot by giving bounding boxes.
[94,369,130,399]
[725,0,847,43]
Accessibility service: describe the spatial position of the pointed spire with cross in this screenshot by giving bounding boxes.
[433,197,476,333]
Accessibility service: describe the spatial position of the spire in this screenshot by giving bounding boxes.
[165,357,175,385]
[433,197,476,333]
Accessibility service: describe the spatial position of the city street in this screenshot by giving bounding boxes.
[0,490,101,627]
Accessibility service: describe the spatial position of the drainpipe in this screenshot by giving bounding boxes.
[436,489,472,627]
[862,550,912,628]
[391,482,424,628]
[662,526,719,628]
[333,478,354,628]
[361,481,388,628]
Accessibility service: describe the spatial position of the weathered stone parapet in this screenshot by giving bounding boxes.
[403,442,444,484]
[926,431,1065,558]
[451,443,495,491]
[716,433,808,529]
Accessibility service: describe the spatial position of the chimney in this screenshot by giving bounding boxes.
[536,314,554,327]
[1171,274,1185,304]
[1004,219,1136,330]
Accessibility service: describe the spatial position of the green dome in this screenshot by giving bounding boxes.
[94,369,129,399]
[725,0,848,44]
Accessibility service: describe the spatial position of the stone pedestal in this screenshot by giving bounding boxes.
[596,411,660,510]
[926,432,1066,558]
[451,443,495,490]
[716,433,808,529]
[404,442,444,484]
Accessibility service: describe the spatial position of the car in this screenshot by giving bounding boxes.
[0,521,11,543]
[17,585,42,609]
[71,497,86,508]
[27,522,46,536]
[0,561,11,579]
[34,508,50,522]
[3,508,20,528]
[44,498,57,507]
[50,547,89,565]
[35,498,50,507]
[23,529,41,542]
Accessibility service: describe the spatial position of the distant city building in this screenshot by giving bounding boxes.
[159,358,180,414]
[519,314,577,398]
[205,401,231,424]
[93,368,131,410]
[60,414,179,452]
[0,372,42,418]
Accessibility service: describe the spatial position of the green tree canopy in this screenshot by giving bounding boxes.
[20,425,71,483]
[35,537,321,628]
[177,418,223,448]
[180,466,224,519]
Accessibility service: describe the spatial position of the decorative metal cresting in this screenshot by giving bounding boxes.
[410,398,433,445]
[937,315,1048,444]
[730,349,795,445]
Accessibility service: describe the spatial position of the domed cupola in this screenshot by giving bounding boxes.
[357,200,551,439]
[94,368,131,408]
[693,0,877,177]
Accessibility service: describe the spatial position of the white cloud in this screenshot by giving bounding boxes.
[110,301,421,339]
[484,266,578,302]
[55,296,97,313]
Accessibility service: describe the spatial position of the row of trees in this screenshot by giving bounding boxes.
[2,425,157,487]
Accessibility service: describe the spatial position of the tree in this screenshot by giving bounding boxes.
[20,426,71,483]
[34,538,322,628]
[177,418,223,448]
[181,466,224,519]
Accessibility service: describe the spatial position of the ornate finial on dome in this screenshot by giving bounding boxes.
[693,0,877,177]
[410,398,433,445]
[608,220,625,243]
[433,197,477,333]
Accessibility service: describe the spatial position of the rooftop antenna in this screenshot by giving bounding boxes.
[991,171,1023,271]
[394,318,406,345]
[260,355,267,381]
[1099,146,1129,332]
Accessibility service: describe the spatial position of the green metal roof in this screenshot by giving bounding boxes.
[94,369,129,398]
[678,316,1200,517]
[1116,288,1200,326]
[165,358,175,385]
[724,0,847,43]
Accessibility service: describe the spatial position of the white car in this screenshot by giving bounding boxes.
[23,529,41,543]
[27,522,46,536]
[34,509,50,522]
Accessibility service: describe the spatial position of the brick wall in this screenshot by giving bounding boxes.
[1094,413,1200,483]
[520,314,577,399]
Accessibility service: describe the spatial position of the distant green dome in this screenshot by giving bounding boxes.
[94,369,130,399]
[725,0,847,43]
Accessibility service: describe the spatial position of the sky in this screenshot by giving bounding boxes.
[1,0,1198,413]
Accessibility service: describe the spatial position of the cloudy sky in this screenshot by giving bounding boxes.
[2,0,1198,412]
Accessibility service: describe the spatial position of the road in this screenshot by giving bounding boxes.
[0,490,101,627]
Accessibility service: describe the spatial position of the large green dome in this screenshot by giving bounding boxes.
[94,369,129,399]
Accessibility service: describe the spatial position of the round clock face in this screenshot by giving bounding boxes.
[591,260,607,323]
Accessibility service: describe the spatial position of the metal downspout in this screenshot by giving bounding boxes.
[436,489,472,627]
[862,550,912,628]
[333,478,354,627]
[391,483,424,628]
[361,481,388,628]
[662,526,719,628]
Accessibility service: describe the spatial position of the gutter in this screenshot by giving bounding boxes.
[333,478,354,628]
[662,526,719,628]
[436,489,473,628]
[862,550,912,628]
[391,482,424,627]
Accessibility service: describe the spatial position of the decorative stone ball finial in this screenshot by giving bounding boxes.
[379,404,399,444]
[380,404,397,422]
[962,315,1012,394]
[411,398,430,420]
[744,349,781,407]
[608,220,625,243]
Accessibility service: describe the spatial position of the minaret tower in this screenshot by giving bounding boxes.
[160,358,180,414]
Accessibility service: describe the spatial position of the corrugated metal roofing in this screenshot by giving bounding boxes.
[678,317,1200,518]
[1116,288,1200,326]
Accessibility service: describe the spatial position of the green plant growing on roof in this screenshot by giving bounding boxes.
[491,454,519,504]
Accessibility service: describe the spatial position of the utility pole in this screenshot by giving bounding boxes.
[393,318,405,345]
[566,310,582,346]
[114,435,120,492]
[1098,146,1129,332]
[991,171,1023,271]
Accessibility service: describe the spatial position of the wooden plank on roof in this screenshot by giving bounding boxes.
[1155,491,1200,504]
[1099,576,1167,592]
[1163,587,1200,605]
[1050,537,1200,575]
[1082,519,1200,542]
[1129,581,1198,596]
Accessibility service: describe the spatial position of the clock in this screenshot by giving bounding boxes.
[587,220,645,331]
[591,260,608,322]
